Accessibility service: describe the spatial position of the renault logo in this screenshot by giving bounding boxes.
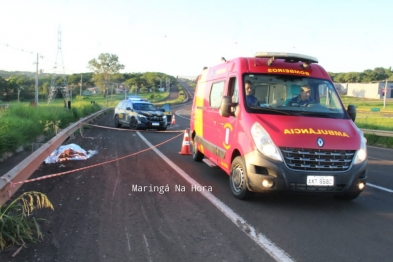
[317,137,324,147]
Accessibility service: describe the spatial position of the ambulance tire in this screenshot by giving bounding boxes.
[334,192,360,201]
[192,141,204,162]
[230,156,252,200]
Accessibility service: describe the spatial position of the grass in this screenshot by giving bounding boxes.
[341,95,393,113]
[0,99,101,157]
[355,114,393,131]
[0,191,54,250]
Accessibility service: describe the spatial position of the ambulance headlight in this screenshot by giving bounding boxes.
[251,122,283,162]
[354,136,367,164]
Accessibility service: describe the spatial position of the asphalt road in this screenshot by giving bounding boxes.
[1,80,393,261]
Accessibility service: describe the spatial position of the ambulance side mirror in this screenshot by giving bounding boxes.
[347,104,356,122]
[220,96,235,117]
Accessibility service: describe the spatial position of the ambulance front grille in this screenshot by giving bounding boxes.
[280,148,356,172]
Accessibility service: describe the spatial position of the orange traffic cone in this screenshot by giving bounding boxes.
[179,130,192,155]
[171,114,176,125]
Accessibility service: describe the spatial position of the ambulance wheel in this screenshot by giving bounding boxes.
[334,192,360,201]
[114,115,121,128]
[230,156,252,200]
[129,118,139,130]
[192,140,204,162]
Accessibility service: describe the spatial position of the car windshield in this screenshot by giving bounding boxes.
[243,74,346,118]
[134,103,158,111]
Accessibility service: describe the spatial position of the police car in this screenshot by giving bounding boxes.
[114,99,172,131]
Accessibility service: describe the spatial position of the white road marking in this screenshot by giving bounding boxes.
[367,183,393,193]
[174,110,191,120]
[125,226,131,251]
[143,234,153,262]
[138,132,295,262]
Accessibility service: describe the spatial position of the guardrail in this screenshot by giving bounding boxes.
[0,104,9,110]
[360,128,393,137]
[0,108,111,205]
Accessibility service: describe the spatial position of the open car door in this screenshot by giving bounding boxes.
[159,103,173,125]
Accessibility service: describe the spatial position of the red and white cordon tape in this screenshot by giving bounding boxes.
[83,123,184,133]
[11,130,186,186]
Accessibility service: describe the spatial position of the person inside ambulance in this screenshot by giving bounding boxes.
[290,85,314,106]
[245,80,259,106]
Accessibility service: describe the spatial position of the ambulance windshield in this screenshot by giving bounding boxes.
[243,74,346,118]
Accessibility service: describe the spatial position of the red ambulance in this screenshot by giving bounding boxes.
[190,52,367,200]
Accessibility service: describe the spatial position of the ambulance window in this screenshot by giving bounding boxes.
[210,81,224,108]
[318,83,341,108]
[228,77,238,103]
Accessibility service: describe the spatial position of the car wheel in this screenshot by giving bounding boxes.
[192,140,204,162]
[114,115,121,128]
[129,118,139,130]
[229,156,252,200]
[334,192,360,201]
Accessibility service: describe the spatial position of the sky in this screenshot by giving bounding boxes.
[1,0,392,78]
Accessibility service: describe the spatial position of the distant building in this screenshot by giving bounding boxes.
[82,87,101,96]
[335,82,393,99]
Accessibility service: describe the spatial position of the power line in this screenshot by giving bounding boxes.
[0,42,81,75]
[0,42,35,55]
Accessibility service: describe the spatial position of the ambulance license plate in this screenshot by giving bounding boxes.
[307,176,334,186]
[152,122,159,126]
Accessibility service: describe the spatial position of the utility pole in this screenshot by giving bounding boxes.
[383,78,388,109]
[18,86,23,103]
[35,53,39,107]
[111,83,115,102]
[80,74,83,97]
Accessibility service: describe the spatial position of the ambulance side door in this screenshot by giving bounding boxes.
[204,81,225,164]
[217,76,238,170]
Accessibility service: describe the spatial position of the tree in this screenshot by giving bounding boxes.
[344,72,361,83]
[361,69,375,82]
[87,53,125,97]
[125,77,148,94]
[373,67,389,81]
[332,73,346,83]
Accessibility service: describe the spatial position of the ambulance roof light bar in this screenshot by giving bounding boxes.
[255,52,319,68]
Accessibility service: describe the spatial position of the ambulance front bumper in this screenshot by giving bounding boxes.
[243,149,368,195]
